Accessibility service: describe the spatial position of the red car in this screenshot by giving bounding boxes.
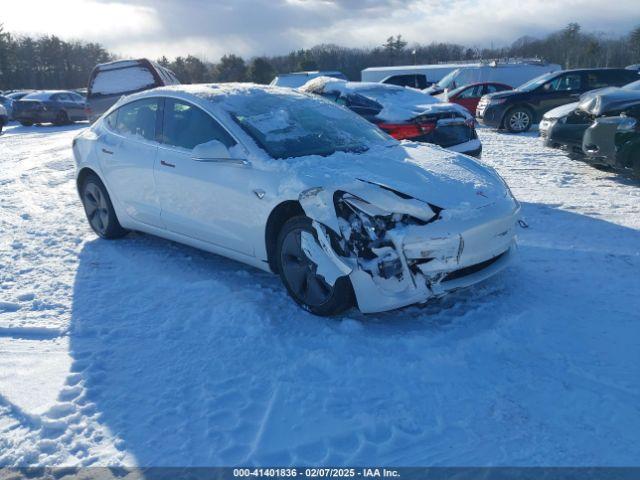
[444,82,512,115]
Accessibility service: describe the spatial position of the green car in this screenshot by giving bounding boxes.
[582,104,640,178]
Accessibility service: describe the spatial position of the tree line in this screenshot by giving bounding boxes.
[1,23,639,91]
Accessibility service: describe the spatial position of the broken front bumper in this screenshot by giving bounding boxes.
[348,197,520,313]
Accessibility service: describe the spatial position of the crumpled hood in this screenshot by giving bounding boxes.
[287,143,508,212]
[577,88,640,116]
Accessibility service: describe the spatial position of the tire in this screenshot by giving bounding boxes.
[54,110,69,126]
[276,216,354,316]
[80,173,128,239]
[19,121,33,127]
[505,107,533,133]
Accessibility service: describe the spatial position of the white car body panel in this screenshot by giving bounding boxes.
[97,131,163,228]
[73,84,520,313]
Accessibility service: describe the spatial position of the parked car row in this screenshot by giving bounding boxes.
[11,90,87,126]
[299,77,482,157]
[477,68,640,132]
[540,80,640,177]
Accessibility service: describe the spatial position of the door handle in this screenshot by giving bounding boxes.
[101,148,114,155]
[161,160,175,168]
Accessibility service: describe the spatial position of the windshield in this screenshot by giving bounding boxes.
[435,69,460,90]
[216,89,394,159]
[353,85,439,107]
[517,72,557,92]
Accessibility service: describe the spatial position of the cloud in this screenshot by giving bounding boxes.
[2,0,638,60]
[1,0,161,42]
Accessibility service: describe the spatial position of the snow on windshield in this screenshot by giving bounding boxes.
[91,66,156,95]
[204,85,392,159]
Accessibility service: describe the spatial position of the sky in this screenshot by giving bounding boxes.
[1,0,638,61]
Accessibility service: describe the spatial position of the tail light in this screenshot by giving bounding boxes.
[378,121,436,140]
[85,106,92,116]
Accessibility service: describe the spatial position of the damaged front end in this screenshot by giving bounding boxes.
[299,181,520,313]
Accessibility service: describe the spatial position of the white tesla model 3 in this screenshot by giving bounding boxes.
[73,84,520,315]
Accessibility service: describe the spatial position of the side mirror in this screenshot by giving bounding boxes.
[192,140,231,159]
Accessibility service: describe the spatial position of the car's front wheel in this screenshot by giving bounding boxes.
[505,107,533,133]
[80,173,128,239]
[276,216,354,316]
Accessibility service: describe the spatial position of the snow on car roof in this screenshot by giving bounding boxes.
[362,63,483,72]
[299,76,471,122]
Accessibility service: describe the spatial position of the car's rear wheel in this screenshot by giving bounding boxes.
[80,173,128,239]
[276,216,353,316]
[54,110,69,126]
[505,107,533,133]
[19,121,33,127]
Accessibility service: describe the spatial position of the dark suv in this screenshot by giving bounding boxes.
[477,68,640,132]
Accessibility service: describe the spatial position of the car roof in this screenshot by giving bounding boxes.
[109,83,294,106]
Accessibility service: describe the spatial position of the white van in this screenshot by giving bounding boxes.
[361,63,481,89]
[424,61,562,95]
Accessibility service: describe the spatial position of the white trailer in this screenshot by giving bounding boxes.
[361,63,482,88]
[427,61,563,94]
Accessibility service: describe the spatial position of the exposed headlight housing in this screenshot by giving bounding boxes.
[334,192,439,280]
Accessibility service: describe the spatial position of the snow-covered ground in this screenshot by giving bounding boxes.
[1,122,639,467]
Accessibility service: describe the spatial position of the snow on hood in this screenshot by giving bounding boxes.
[284,142,508,211]
[543,102,579,119]
[299,76,471,122]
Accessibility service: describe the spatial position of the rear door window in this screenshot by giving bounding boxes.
[161,99,236,150]
[115,98,160,142]
[590,70,639,88]
[586,72,609,89]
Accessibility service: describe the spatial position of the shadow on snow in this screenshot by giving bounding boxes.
[68,202,640,466]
